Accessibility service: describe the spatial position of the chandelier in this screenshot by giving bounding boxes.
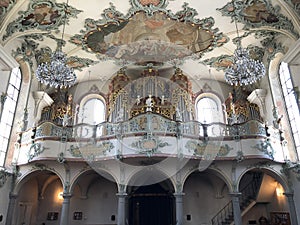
[225,17,265,86]
[35,0,76,88]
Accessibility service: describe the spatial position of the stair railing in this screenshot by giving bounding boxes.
[211,172,263,225]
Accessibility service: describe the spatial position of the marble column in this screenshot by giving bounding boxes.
[229,192,242,225]
[174,192,184,225]
[117,192,127,225]
[5,193,18,225]
[284,192,299,225]
[59,193,72,225]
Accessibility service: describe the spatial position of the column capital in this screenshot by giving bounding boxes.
[229,192,242,197]
[62,193,72,199]
[116,192,127,197]
[173,192,185,197]
[9,192,18,199]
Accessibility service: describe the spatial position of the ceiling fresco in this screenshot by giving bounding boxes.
[70,4,228,63]
[0,0,299,83]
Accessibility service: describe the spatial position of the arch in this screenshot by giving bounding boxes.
[182,167,233,193]
[127,168,176,225]
[14,168,63,195]
[70,167,118,194]
[237,167,290,193]
[126,168,176,193]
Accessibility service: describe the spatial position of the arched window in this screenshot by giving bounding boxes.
[79,96,106,125]
[0,68,21,167]
[196,93,223,124]
[196,93,224,137]
[279,62,300,159]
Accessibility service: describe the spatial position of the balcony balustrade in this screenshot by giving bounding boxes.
[15,112,284,164]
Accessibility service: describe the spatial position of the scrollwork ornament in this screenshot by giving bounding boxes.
[57,152,66,163]
[28,143,46,161]
[3,0,82,41]
[236,150,244,163]
[0,170,8,188]
[282,160,300,182]
[252,138,274,160]
[217,0,299,39]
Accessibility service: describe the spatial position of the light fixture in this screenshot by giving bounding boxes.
[35,0,76,88]
[225,14,265,86]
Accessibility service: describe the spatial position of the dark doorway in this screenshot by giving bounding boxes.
[129,183,175,225]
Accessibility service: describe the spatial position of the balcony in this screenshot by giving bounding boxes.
[15,112,284,165]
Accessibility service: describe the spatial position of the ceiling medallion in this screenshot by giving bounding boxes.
[35,0,76,88]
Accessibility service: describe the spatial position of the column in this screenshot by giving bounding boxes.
[5,193,18,225]
[59,193,72,225]
[117,192,127,225]
[229,192,242,225]
[174,192,184,225]
[284,192,299,225]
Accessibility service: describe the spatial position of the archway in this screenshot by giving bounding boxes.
[238,169,291,225]
[14,170,63,225]
[128,181,175,225]
[70,169,118,225]
[183,169,230,225]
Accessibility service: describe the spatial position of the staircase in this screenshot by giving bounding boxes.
[211,172,263,225]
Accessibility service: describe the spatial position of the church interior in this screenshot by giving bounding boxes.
[1,0,300,225]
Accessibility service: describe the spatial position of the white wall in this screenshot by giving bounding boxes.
[0,176,12,225]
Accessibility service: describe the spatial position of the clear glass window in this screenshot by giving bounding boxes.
[0,67,21,167]
[279,62,300,159]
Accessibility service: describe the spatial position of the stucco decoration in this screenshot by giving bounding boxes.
[70,2,228,63]
[131,133,171,157]
[67,145,82,158]
[185,140,233,157]
[217,0,299,39]
[12,39,39,69]
[27,143,46,161]
[0,169,9,188]
[252,139,274,159]
[79,141,115,162]
[202,29,285,71]
[130,0,169,13]
[3,0,82,41]
[283,0,300,16]
[0,0,16,23]
[11,33,97,72]
[282,160,300,181]
[202,45,264,71]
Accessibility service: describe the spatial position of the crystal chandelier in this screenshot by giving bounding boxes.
[225,17,265,86]
[35,0,76,88]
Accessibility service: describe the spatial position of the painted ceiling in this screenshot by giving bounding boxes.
[0,0,299,87]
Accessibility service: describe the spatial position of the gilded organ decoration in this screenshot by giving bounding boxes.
[225,87,262,124]
[107,67,193,122]
[40,91,75,126]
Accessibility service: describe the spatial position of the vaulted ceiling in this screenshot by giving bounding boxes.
[1,0,299,88]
